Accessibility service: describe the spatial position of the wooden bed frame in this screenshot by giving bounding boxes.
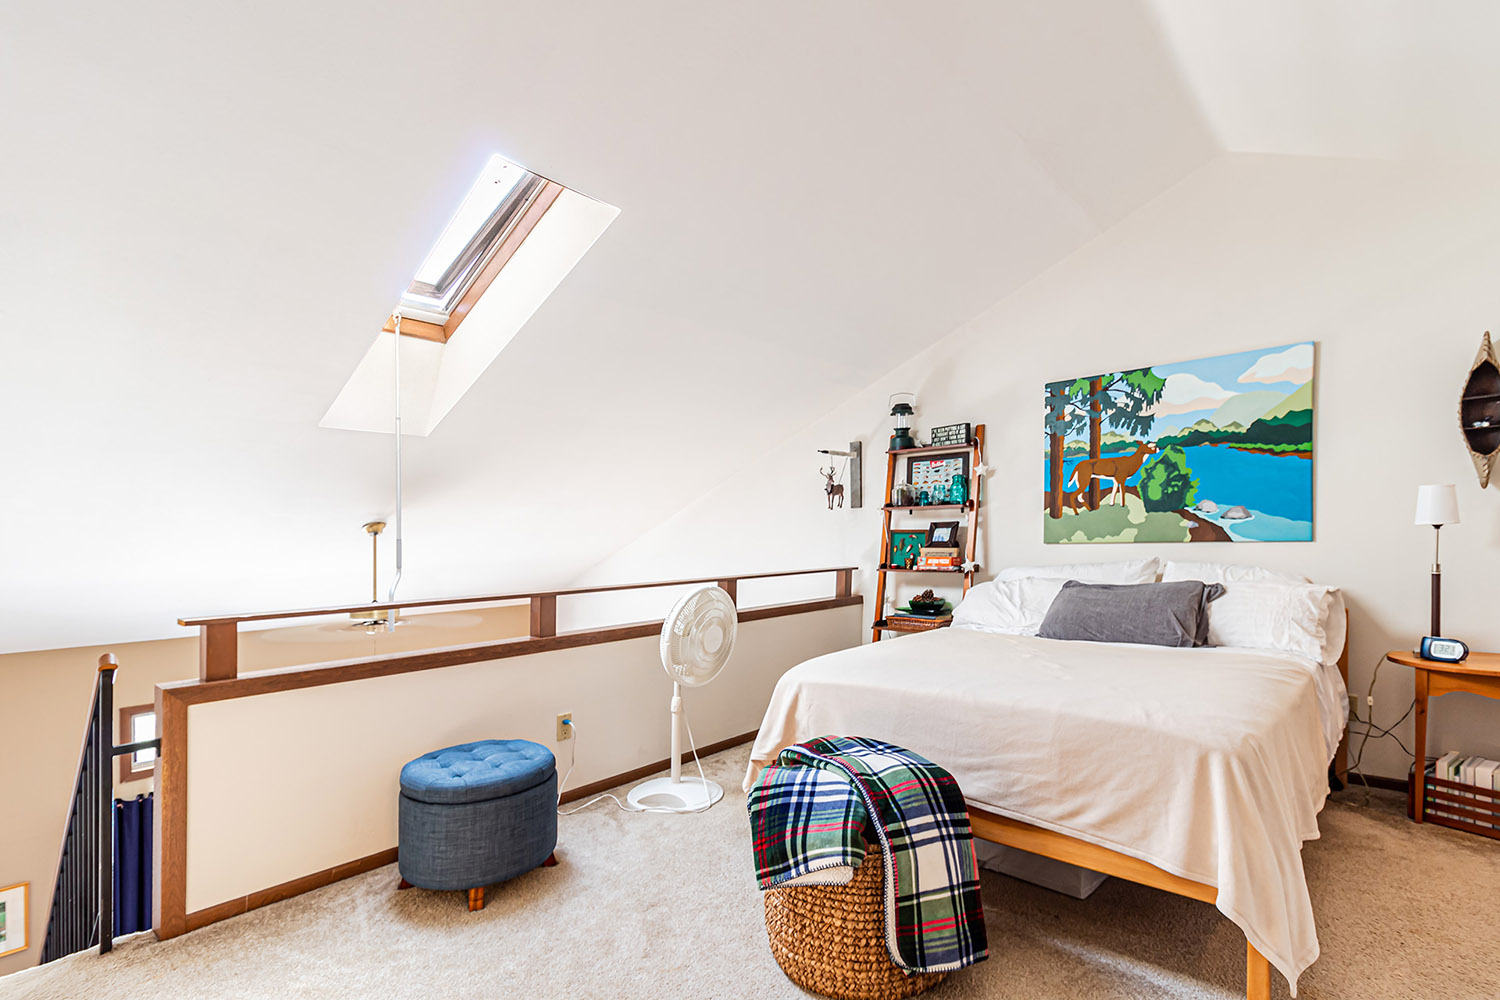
[965,616,1350,1000]
[967,809,1273,999]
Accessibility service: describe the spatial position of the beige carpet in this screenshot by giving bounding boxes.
[5,747,1498,1000]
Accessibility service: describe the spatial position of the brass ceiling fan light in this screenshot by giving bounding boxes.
[351,521,393,629]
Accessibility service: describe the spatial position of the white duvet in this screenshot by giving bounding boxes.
[745,629,1340,994]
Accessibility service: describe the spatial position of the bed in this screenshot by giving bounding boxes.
[745,572,1348,1000]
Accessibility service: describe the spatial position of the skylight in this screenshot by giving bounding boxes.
[399,155,547,320]
[323,155,620,436]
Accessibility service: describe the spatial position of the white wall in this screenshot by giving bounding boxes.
[582,153,1500,780]
[183,604,860,913]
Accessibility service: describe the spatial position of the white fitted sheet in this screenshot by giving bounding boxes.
[746,629,1340,994]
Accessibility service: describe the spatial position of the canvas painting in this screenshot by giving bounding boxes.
[1043,342,1313,543]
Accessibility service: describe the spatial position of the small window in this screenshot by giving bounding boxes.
[118,705,157,783]
[398,155,548,320]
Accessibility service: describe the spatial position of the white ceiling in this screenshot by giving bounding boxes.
[5,1,1488,651]
[1148,0,1500,161]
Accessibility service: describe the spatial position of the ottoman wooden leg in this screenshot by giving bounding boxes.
[467,887,485,912]
[397,879,413,890]
[542,853,558,868]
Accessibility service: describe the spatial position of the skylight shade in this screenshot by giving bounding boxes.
[401,155,542,317]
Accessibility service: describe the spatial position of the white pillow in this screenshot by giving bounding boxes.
[1321,589,1348,667]
[994,558,1160,585]
[1206,580,1336,663]
[1161,560,1309,585]
[952,578,1068,635]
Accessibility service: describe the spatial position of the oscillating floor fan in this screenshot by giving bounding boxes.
[626,585,737,813]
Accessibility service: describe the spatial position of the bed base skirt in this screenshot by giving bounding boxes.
[968,808,1272,1000]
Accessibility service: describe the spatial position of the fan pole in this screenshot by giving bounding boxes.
[669,682,683,784]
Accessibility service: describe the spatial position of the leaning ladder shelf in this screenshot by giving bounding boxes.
[872,425,984,641]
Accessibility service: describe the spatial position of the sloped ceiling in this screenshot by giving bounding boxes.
[1148,0,1500,161]
[0,1,1221,650]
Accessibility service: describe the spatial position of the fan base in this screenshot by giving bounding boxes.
[626,776,724,813]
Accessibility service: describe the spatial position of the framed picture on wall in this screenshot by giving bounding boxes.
[0,882,28,959]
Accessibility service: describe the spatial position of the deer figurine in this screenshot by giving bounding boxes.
[1067,441,1158,510]
[821,467,845,509]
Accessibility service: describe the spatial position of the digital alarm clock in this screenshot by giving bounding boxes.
[1418,636,1469,663]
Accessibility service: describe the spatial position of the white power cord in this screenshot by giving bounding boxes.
[555,710,715,815]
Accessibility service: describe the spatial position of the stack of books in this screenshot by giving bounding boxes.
[1428,751,1500,826]
[916,546,960,570]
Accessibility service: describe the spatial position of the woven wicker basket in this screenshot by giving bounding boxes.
[762,853,947,1000]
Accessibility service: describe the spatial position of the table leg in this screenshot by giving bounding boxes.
[1413,668,1428,823]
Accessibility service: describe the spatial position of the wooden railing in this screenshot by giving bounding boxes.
[155,568,859,940]
[177,567,855,683]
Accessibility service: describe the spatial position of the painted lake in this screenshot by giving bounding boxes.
[1045,443,1312,541]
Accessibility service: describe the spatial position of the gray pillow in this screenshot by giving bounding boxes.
[1036,580,1226,648]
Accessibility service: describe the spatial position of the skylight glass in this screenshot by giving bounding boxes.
[400,154,545,319]
[412,156,525,285]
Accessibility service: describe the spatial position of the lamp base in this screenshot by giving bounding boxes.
[625,776,723,813]
[1431,569,1441,638]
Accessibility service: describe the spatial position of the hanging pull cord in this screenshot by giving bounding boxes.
[387,312,404,612]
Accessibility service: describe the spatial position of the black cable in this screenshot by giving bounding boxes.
[1345,654,1417,806]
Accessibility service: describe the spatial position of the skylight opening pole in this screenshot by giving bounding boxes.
[388,311,404,622]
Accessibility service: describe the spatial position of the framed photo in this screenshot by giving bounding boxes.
[0,882,28,960]
[926,521,960,548]
[906,454,969,495]
[888,530,926,568]
[929,422,971,448]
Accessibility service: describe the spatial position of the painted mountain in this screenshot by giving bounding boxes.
[1043,342,1313,543]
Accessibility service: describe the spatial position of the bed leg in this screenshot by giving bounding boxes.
[1246,941,1270,1000]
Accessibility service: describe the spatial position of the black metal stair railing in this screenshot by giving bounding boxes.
[40,655,161,963]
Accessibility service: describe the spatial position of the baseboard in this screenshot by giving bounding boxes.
[173,732,760,936]
[558,729,758,804]
[183,847,398,932]
[1345,771,1408,793]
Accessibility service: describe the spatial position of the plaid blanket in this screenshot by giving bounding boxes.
[748,736,988,973]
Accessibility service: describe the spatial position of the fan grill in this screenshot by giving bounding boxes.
[661,586,737,686]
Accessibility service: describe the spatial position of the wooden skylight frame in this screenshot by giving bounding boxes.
[383,167,567,345]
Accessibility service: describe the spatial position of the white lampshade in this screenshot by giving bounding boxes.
[1414,484,1460,526]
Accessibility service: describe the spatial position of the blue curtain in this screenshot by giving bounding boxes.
[113,795,153,935]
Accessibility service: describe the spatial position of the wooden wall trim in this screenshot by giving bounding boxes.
[183,848,399,933]
[529,594,556,638]
[163,596,860,707]
[153,688,188,940]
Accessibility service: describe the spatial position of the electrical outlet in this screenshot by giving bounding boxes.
[556,713,573,742]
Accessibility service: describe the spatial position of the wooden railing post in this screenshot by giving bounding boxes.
[199,623,237,682]
[835,569,853,599]
[529,595,557,638]
[717,578,737,604]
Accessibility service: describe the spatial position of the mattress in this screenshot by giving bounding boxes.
[745,628,1341,994]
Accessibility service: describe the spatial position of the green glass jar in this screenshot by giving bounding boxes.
[950,473,968,504]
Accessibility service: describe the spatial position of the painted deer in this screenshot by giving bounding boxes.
[821,467,845,509]
[1067,441,1157,510]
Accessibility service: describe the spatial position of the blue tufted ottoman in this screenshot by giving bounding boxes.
[397,739,558,911]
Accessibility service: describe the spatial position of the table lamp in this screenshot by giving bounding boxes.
[1414,484,1459,636]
